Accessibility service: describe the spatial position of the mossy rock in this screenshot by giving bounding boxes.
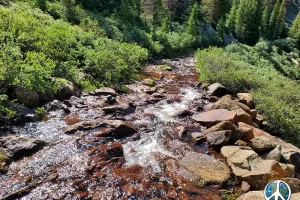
[158,65,173,71]
[0,150,8,160]
[143,79,156,87]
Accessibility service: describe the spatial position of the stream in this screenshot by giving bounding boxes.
[0,57,226,199]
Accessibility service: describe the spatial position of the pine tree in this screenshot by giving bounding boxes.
[235,0,261,45]
[36,0,47,11]
[201,0,231,23]
[153,0,166,26]
[269,0,281,39]
[62,0,79,24]
[261,3,270,38]
[161,13,171,33]
[226,0,239,33]
[276,0,286,38]
[290,11,300,47]
[186,3,199,36]
[216,16,226,43]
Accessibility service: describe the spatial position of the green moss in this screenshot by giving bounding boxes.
[0,151,8,160]
[143,79,156,87]
[158,65,173,71]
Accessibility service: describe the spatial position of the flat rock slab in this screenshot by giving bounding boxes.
[0,136,46,159]
[192,109,237,127]
[178,152,231,184]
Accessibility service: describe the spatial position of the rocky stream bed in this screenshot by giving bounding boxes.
[1,57,300,199]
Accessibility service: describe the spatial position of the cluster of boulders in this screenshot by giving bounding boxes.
[191,83,300,198]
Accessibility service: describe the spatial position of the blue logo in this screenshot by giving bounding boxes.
[264,180,291,200]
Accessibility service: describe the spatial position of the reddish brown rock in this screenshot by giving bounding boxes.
[63,114,81,125]
[192,109,237,127]
[237,93,254,109]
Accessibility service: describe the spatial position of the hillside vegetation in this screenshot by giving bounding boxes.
[0,0,299,145]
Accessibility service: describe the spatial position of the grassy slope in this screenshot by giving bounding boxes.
[196,42,300,145]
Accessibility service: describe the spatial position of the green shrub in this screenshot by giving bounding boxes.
[196,45,300,145]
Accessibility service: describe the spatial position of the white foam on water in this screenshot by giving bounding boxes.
[123,87,200,172]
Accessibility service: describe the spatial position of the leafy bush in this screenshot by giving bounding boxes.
[196,44,300,145]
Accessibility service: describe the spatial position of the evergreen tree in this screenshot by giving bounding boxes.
[121,0,141,22]
[36,0,47,11]
[226,0,239,33]
[261,3,270,38]
[235,0,261,45]
[153,0,166,26]
[161,13,171,33]
[216,16,226,43]
[62,0,79,24]
[186,3,199,36]
[290,11,300,47]
[276,0,286,38]
[201,0,230,23]
[269,0,281,39]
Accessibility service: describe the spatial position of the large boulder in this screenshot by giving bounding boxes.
[192,109,237,127]
[55,79,76,101]
[0,136,46,159]
[237,93,254,109]
[221,146,295,190]
[178,152,231,184]
[14,86,39,107]
[209,95,256,126]
[207,83,229,97]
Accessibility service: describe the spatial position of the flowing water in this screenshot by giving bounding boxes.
[0,57,223,199]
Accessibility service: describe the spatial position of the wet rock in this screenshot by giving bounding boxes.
[178,152,231,184]
[65,120,105,134]
[261,145,282,161]
[63,99,72,107]
[63,114,81,125]
[210,95,256,127]
[241,181,251,193]
[127,84,157,94]
[45,100,61,111]
[101,105,134,114]
[94,87,116,97]
[207,83,229,97]
[55,79,77,101]
[192,109,237,127]
[14,86,39,107]
[191,132,205,143]
[107,120,137,139]
[175,126,187,137]
[249,136,277,153]
[206,130,232,150]
[0,135,46,159]
[68,96,86,108]
[237,93,254,109]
